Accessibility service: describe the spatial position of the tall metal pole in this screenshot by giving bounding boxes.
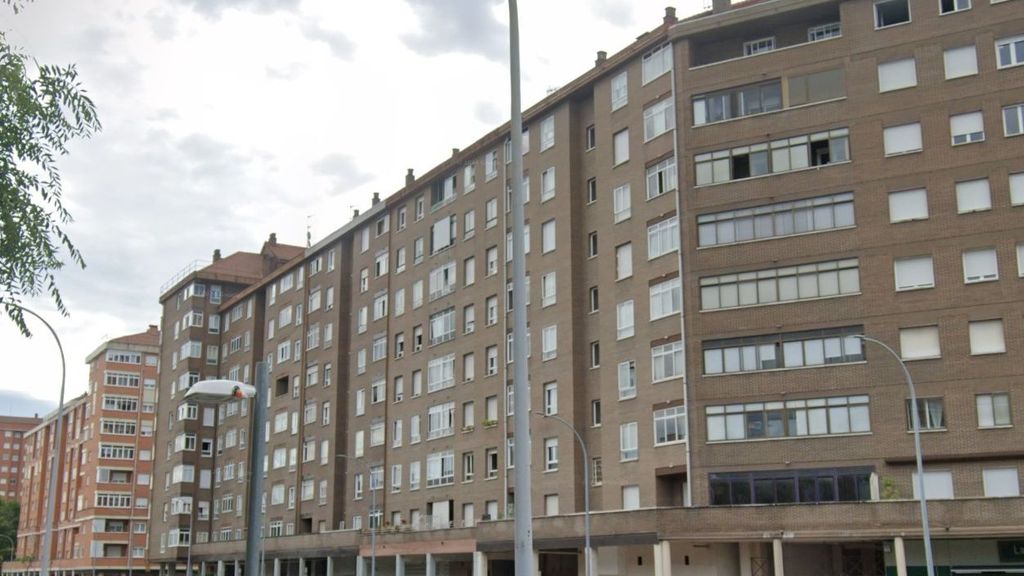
[507,2,533,576]
[336,455,374,576]
[4,304,67,576]
[245,363,269,576]
[538,414,590,576]
[854,335,934,576]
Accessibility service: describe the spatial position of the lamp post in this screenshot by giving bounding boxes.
[534,413,591,576]
[336,455,375,576]
[2,303,67,576]
[0,533,15,566]
[185,362,268,576]
[852,335,934,576]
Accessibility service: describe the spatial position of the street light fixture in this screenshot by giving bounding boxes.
[185,363,268,576]
[534,412,592,576]
[336,454,375,576]
[852,335,934,576]
[2,303,67,576]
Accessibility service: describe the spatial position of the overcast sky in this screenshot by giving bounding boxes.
[0,0,703,416]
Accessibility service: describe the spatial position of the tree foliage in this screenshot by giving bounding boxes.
[0,0,100,335]
[0,498,18,561]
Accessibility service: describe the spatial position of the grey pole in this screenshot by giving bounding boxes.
[538,414,590,576]
[506,2,533,576]
[853,335,934,576]
[245,362,269,576]
[336,455,374,576]
[5,304,67,576]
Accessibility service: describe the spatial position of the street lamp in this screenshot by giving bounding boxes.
[2,303,67,576]
[185,363,268,576]
[336,454,375,576]
[852,335,934,576]
[534,412,591,576]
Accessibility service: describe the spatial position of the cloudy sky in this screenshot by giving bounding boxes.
[0,0,703,417]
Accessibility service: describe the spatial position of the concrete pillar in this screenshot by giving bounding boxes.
[472,552,487,576]
[299,559,306,576]
[394,556,405,576]
[653,541,672,576]
[234,560,240,576]
[200,562,207,576]
[354,557,365,576]
[894,537,908,576]
[216,561,225,576]
[425,553,436,576]
[738,542,753,576]
[772,539,784,576]
[325,558,334,576]
[532,551,541,576]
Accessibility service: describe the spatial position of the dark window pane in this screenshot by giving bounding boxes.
[799,477,817,502]
[837,474,857,501]
[746,412,766,438]
[754,479,775,504]
[731,479,752,504]
[817,476,836,502]
[776,478,796,503]
[766,410,785,437]
[710,479,731,505]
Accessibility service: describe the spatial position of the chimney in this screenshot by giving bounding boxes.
[406,169,415,187]
[712,0,731,13]
[664,6,677,24]
[595,50,607,66]
[212,249,221,261]
[372,192,380,205]
[353,209,360,219]
[452,148,460,157]
[268,233,277,245]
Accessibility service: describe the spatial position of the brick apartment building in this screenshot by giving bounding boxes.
[143,0,1024,575]
[9,327,160,576]
[0,417,42,502]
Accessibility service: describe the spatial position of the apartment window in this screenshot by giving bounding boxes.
[699,192,854,246]
[617,360,636,400]
[650,277,681,319]
[996,35,1024,69]
[588,286,599,312]
[372,335,387,361]
[1019,243,1024,276]
[877,58,917,92]
[894,256,935,290]
[426,450,455,487]
[704,326,863,374]
[590,341,600,368]
[485,448,499,478]
[544,437,558,471]
[1004,103,1024,136]
[641,43,672,84]
[1011,172,1024,206]
[611,184,632,223]
[540,115,555,151]
[541,382,558,415]
[977,393,1011,428]
[541,325,557,360]
[944,45,978,79]
[743,37,775,56]
[711,394,869,442]
[427,402,455,440]
[615,243,633,279]
[710,467,873,505]
[807,22,841,41]
[940,0,971,13]
[541,219,556,253]
[883,123,922,156]
[654,406,687,445]
[899,325,941,360]
[587,178,597,204]
[541,272,556,307]
[616,300,634,340]
[912,470,953,500]
[647,217,679,259]
[889,188,929,222]
[610,71,628,110]
[970,319,1006,355]
[619,422,638,461]
[963,247,999,283]
[427,353,456,392]
[613,129,629,165]
[907,398,946,430]
[874,0,910,28]
[693,80,782,126]
[652,341,683,382]
[694,128,849,185]
[701,259,860,310]
[643,98,675,141]
[983,468,1020,497]
[951,112,985,145]
[485,150,498,181]
[486,346,498,376]
[541,167,556,201]
[646,157,677,199]
[592,400,602,427]
[585,125,596,150]
[587,232,598,257]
